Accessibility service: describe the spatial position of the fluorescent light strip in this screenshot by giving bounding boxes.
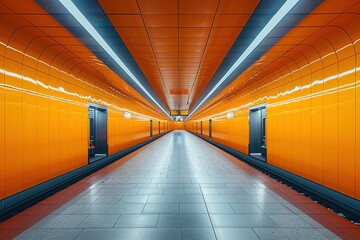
[58,0,171,119]
[186,0,299,120]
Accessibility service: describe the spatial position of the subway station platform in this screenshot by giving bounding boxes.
[0,131,358,240]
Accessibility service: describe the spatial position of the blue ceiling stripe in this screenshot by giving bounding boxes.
[36,0,169,112]
[190,0,323,113]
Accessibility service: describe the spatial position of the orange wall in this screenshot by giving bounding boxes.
[188,1,360,200]
[0,6,171,200]
[187,120,210,138]
[173,122,186,130]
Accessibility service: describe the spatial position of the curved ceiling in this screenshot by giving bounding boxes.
[34,0,324,118]
[99,0,260,111]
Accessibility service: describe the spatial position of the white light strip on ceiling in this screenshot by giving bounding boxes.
[186,0,299,120]
[58,0,171,119]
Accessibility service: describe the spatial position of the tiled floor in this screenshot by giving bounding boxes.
[1,131,359,239]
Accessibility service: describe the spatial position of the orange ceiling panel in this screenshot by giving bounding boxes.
[179,28,211,37]
[147,28,178,37]
[179,37,208,46]
[138,0,178,14]
[217,0,262,14]
[213,15,250,27]
[99,0,139,14]
[179,0,218,14]
[115,28,148,37]
[151,37,179,45]
[142,15,178,27]
[99,0,260,110]
[107,15,144,27]
[210,28,243,37]
[179,15,214,27]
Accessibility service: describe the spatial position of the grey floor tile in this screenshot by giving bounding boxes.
[256,203,293,214]
[120,195,149,203]
[143,203,179,214]
[78,215,120,228]
[75,195,100,204]
[182,228,216,240]
[201,188,218,194]
[158,214,212,228]
[101,188,139,194]
[215,228,260,240]
[75,228,181,240]
[36,215,87,228]
[76,203,113,215]
[42,229,82,240]
[157,184,184,188]
[207,204,235,213]
[138,188,163,195]
[114,214,158,228]
[230,204,263,213]
[108,203,144,214]
[164,188,185,194]
[200,184,227,188]
[184,188,202,194]
[204,195,239,203]
[94,196,123,204]
[216,188,247,195]
[147,195,204,203]
[253,228,329,240]
[51,203,85,215]
[268,214,312,227]
[211,214,277,228]
[184,184,200,188]
[136,184,158,189]
[180,203,207,213]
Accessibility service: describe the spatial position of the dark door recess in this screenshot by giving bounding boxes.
[88,103,108,163]
[209,119,212,139]
[249,104,267,161]
[158,121,160,134]
[200,121,203,135]
[150,120,153,139]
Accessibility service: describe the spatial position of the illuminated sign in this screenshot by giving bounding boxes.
[124,112,131,119]
[170,110,179,116]
[227,112,234,119]
[180,110,189,116]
